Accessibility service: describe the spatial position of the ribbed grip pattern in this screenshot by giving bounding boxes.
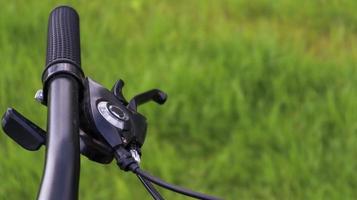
[46,6,81,68]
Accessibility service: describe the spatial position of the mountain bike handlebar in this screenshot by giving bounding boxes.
[38,6,83,200]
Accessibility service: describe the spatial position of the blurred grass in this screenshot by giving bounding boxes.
[1,0,357,199]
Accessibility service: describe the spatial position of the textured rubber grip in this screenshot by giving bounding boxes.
[46,6,81,69]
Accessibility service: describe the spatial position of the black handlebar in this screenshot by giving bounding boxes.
[38,6,82,200]
[46,6,81,69]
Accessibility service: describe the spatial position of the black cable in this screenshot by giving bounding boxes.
[133,168,221,200]
[137,174,165,200]
[114,148,221,200]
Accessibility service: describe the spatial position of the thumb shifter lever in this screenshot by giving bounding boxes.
[2,108,45,151]
[111,79,128,105]
[128,89,167,111]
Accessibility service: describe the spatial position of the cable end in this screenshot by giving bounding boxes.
[114,147,139,172]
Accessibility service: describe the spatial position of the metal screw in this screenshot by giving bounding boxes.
[34,89,45,105]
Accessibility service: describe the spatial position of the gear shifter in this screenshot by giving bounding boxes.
[1,78,167,165]
[80,78,167,153]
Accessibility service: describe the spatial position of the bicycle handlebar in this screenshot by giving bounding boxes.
[38,6,82,200]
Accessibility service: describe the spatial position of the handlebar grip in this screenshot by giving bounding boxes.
[46,6,81,69]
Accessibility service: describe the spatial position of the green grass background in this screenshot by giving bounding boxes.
[1,0,357,199]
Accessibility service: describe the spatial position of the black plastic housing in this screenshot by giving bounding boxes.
[80,78,148,149]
